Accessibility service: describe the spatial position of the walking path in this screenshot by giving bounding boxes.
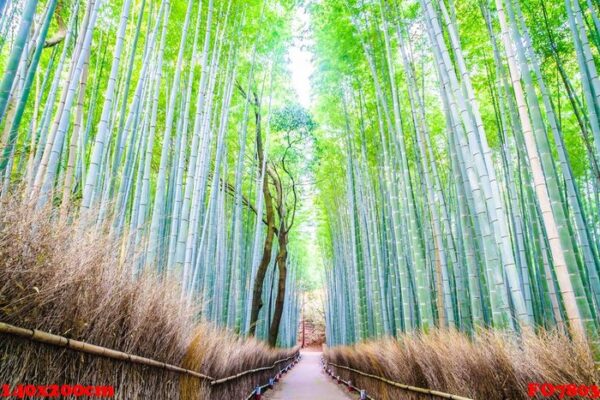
[265,350,356,400]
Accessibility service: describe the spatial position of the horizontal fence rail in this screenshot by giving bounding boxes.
[0,322,214,380]
[0,321,299,389]
[243,354,301,400]
[324,359,473,400]
[322,358,373,400]
[212,353,299,385]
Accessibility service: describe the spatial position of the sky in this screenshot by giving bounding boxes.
[287,6,325,290]
[288,6,314,108]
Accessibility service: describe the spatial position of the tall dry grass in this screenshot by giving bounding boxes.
[0,195,297,399]
[324,329,598,400]
[181,326,297,399]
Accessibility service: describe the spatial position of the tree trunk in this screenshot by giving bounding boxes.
[248,92,277,337]
[269,226,288,346]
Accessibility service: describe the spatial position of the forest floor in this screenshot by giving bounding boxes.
[265,350,356,400]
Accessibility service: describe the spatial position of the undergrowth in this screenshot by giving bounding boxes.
[325,329,598,400]
[0,195,297,399]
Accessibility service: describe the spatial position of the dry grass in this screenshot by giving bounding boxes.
[324,329,598,400]
[181,326,297,399]
[0,195,297,399]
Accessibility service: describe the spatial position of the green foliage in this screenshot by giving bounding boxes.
[272,103,317,134]
[2,0,600,349]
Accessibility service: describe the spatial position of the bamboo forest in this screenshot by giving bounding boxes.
[1,0,600,399]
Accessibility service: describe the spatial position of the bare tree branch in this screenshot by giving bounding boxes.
[44,3,66,48]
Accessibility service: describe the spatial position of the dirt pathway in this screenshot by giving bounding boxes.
[265,350,357,400]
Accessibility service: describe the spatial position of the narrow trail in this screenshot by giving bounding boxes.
[265,351,356,400]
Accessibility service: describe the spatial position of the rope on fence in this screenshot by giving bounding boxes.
[0,321,300,389]
[323,359,473,400]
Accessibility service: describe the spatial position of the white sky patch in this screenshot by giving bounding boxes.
[287,6,324,287]
[288,6,314,108]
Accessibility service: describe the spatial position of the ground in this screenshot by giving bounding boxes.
[264,350,357,400]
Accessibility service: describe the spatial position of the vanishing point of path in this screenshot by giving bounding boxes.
[265,350,357,400]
